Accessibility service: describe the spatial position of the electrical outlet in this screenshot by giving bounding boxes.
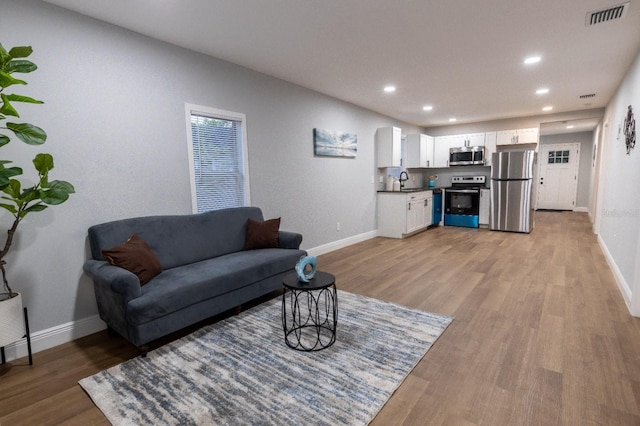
[379,175,384,183]
[336,222,340,231]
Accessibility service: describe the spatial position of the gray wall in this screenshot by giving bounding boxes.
[1,0,421,334]
[539,131,594,209]
[597,47,640,313]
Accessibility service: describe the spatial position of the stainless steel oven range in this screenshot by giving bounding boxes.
[444,175,486,228]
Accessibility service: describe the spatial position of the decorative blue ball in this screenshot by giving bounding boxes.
[295,255,317,282]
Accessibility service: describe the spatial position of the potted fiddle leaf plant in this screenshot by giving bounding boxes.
[0,43,75,349]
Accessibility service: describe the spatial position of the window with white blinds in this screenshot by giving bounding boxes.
[185,104,250,213]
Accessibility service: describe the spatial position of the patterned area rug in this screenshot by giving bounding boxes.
[79,291,452,425]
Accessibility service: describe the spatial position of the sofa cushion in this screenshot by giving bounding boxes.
[101,234,162,285]
[243,217,280,250]
[126,248,305,325]
[88,207,265,270]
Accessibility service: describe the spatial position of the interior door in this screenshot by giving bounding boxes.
[537,143,580,210]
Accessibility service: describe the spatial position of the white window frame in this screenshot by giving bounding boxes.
[184,103,251,213]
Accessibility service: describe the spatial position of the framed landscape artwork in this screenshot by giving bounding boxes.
[313,128,357,158]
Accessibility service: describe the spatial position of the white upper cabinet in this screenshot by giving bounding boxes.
[448,133,486,148]
[517,128,539,144]
[406,134,435,168]
[496,128,539,146]
[432,133,486,167]
[376,126,402,167]
[433,135,456,167]
[465,133,486,147]
[484,132,497,167]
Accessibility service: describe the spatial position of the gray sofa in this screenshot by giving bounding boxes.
[83,207,305,350]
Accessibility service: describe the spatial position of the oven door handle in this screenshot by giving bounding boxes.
[446,189,479,194]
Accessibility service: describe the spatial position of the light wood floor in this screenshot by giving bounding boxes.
[2,211,640,425]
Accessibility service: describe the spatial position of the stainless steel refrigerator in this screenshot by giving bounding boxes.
[490,150,536,233]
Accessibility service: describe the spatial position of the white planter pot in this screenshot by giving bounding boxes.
[0,292,25,348]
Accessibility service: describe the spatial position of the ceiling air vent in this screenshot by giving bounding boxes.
[579,93,596,99]
[586,2,630,26]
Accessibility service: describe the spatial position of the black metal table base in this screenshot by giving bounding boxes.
[282,283,337,351]
[1,307,33,365]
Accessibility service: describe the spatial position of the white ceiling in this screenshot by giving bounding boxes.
[43,0,640,129]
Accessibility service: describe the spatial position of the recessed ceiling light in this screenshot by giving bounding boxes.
[423,105,433,111]
[536,88,549,95]
[542,106,553,111]
[566,125,575,129]
[449,118,457,122]
[524,56,542,65]
[383,85,396,93]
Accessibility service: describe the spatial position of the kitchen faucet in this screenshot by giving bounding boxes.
[399,171,409,189]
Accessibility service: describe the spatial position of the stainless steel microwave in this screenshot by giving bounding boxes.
[449,146,485,166]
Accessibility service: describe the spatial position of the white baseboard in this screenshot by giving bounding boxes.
[3,232,379,362]
[305,230,377,257]
[574,207,589,213]
[2,314,106,362]
[597,234,634,316]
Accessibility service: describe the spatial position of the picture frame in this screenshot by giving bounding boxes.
[313,128,357,158]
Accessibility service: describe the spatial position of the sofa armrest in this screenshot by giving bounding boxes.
[279,231,303,249]
[83,259,142,301]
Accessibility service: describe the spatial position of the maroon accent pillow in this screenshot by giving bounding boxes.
[101,234,162,285]
[243,218,281,250]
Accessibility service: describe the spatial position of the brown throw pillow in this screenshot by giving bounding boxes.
[102,234,162,285]
[243,217,281,250]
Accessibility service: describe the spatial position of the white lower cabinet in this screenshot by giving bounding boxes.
[479,188,490,227]
[378,191,433,238]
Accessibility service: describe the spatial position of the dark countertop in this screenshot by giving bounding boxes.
[377,188,438,193]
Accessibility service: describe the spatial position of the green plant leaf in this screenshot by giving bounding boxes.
[0,166,22,190]
[2,179,21,198]
[5,122,46,145]
[6,60,37,74]
[20,187,39,203]
[0,71,27,88]
[40,188,70,205]
[0,94,19,117]
[33,153,54,173]
[49,180,75,194]
[0,134,10,147]
[22,203,47,215]
[6,94,43,104]
[0,44,9,63]
[8,46,33,59]
[0,203,17,214]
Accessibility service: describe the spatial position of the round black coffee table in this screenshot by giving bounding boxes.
[282,271,337,351]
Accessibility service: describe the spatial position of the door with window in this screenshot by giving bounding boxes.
[537,143,580,210]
